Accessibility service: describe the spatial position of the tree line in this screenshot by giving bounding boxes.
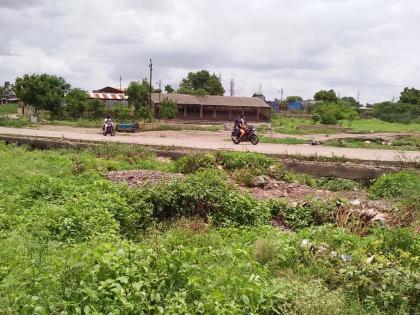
[8,71,420,124]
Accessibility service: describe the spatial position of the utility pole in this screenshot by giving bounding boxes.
[149,58,153,119]
[119,75,122,91]
[258,84,262,95]
[357,90,360,104]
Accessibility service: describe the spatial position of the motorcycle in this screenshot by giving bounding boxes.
[231,126,259,145]
[103,122,116,136]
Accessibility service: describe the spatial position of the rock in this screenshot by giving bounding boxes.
[340,254,352,262]
[317,245,328,254]
[330,251,338,258]
[364,140,371,144]
[291,201,298,208]
[301,239,310,248]
[366,256,375,264]
[372,213,387,225]
[350,199,361,206]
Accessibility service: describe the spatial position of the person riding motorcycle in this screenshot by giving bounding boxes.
[103,115,114,131]
[239,115,247,139]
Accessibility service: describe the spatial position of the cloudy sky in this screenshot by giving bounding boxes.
[1,0,419,103]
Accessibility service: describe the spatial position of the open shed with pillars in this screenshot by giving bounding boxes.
[152,93,271,122]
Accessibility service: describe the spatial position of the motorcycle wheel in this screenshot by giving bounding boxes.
[250,134,259,145]
[231,135,240,144]
[103,130,107,136]
[111,129,116,136]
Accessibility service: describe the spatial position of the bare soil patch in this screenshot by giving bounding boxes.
[108,170,183,187]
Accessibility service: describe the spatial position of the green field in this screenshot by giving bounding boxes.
[0,143,418,314]
[261,114,420,135]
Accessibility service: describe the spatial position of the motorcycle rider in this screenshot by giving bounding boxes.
[103,114,114,131]
[239,114,247,139]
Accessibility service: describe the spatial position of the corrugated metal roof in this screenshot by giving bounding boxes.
[87,92,127,100]
[151,93,270,108]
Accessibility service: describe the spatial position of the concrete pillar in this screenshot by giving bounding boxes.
[229,109,232,120]
[200,105,203,120]
[257,108,260,121]
[213,107,216,120]
[184,105,187,118]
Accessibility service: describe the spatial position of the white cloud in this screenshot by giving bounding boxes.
[0,0,419,103]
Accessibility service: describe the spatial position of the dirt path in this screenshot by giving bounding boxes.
[1,126,419,162]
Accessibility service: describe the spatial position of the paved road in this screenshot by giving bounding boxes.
[1,126,419,162]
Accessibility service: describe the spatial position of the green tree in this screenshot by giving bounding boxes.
[14,74,70,117]
[86,98,105,118]
[314,90,338,103]
[178,70,224,95]
[286,96,303,102]
[0,86,4,102]
[164,84,174,94]
[341,96,360,109]
[160,98,178,119]
[312,101,358,125]
[399,87,420,105]
[126,79,152,119]
[65,88,87,118]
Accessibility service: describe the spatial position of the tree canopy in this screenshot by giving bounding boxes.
[65,88,88,118]
[178,70,224,96]
[314,90,338,103]
[14,74,70,116]
[126,79,152,119]
[286,96,303,102]
[164,84,174,94]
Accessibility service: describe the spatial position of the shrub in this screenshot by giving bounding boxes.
[283,171,316,187]
[160,98,178,119]
[254,239,278,265]
[316,177,360,191]
[216,151,272,172]
[232,168,257,187]
[175,153,216,174]
[143,169,270,227]
[112,103,131,120]
[369,171,419,199]
[268,163,286,180]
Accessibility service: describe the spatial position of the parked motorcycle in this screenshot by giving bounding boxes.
[231,126,259,145]
[103,123,116,136]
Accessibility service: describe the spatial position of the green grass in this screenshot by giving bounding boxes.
[0,142,419,314]
[266,114,420,135]
[41,118,103,128]
[323,135,420,151]
[349,119,420,133]
[0,115,30,127]
[0,103,18,115]
[259,135,308,145]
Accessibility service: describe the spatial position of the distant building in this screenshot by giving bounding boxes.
[86,86,128,109]
[1,81,19,104]
[287,100,304,111]
[267,100,279,111]
[152,93,271,122]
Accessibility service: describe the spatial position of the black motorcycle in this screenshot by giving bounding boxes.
[231,126,259,145]
[103,123,116,136]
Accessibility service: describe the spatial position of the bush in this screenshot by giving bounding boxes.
[232,168,257,187]
[143,169,270,227]
[316,177,360,191]
[160,98,178,119]
[216,151,272,172]
[369,172,419,199]
[112,103,131,120]
[175,153,216,174]
[283,171,316,187]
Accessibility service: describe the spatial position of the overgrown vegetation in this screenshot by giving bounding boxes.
[0,143,418,314]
